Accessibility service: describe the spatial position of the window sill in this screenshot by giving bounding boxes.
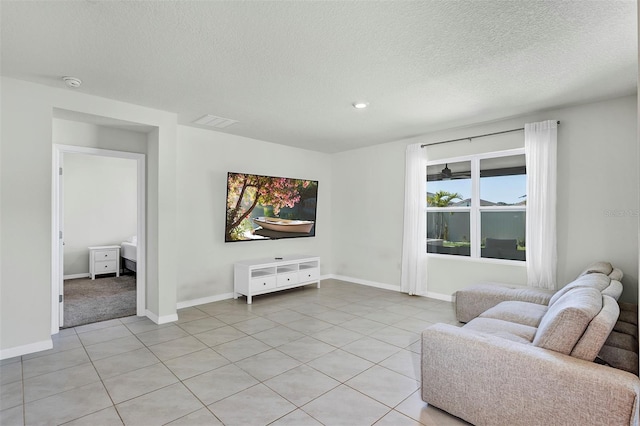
[426,253,527,267]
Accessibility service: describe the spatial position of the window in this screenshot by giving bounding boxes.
[426,160,472,257]
[426,150,526,261]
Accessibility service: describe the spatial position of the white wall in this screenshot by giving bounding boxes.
[176,126,332,305]
[331,142,406,289]
[332,95,638,303]
[53,118,148,154]
[0,77,177,357]
[63,153,137,276]
[1,79,53,355]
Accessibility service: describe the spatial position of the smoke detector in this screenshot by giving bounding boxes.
[62,76,82,88]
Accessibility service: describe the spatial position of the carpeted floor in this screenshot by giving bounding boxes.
[63,275,136,328]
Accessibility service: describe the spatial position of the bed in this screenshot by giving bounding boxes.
[121,237,137,274]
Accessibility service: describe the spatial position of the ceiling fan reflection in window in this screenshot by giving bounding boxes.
[439,163,471,180]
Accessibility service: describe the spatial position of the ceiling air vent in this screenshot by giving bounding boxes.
[192,114,238,129]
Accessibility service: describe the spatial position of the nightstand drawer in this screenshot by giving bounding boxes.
[94,250,118,261]
[95,260,117,273]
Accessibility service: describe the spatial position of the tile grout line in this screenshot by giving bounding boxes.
[75,317,128,426]
[9,281,454,426]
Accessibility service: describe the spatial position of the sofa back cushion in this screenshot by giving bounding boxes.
[548,273,611,307]
[570,295,619,361]
[533,287,602,355]
[578,261,613,277]
[602,280,623,301]
[609,268,623,281]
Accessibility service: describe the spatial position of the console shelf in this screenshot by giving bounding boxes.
[234,255,320,304]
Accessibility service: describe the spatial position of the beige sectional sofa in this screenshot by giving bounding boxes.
[421,262,640,425]
[454,262,623,324]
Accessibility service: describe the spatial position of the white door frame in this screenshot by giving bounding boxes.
[52,144,146,333]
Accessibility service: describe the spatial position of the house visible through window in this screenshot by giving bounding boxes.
[426,149,526,261]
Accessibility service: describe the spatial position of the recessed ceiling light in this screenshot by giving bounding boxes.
[352,102,369,109]
[62,76,82,88]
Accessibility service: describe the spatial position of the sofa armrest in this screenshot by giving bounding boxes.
[455,283,554,323]
[422,323,640,426]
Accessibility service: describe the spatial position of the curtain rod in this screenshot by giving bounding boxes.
[420,120,560,148]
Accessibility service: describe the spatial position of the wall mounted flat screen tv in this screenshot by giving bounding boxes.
[225,172,318,242]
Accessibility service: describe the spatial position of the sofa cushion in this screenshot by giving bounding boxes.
[463,317,536,344]
[598,345,639,375]
[533,287,602,355]
[619,301,638,314]
[619,310,638,326]
[614,321,638,338]
[455,283,554,323]
[599,308,639,375]
[609,268,624,281]
[602,280,623,301]
[570,295,619,361]
[605,330,639,352]
[548,274,610,307]
[578,261,613,277]
[479,301,548,328]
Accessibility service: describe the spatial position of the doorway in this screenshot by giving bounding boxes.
[52,145,146,333]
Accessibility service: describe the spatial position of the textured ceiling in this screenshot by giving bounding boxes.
[1,1,637,153]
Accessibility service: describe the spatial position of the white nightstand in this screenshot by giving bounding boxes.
[89,245,121,280]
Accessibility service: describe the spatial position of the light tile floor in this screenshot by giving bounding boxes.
[0,279,470,426]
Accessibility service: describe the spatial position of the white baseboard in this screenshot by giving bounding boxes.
[326,274,402,292]
[145,310,179,325]
[425,291,454,302]
[0,339,53,360]
[171,276,454,317]
[324,274,454,302]
[63,273,90,280]
[177,292,235,309]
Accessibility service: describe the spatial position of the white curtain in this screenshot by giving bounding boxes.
[401,143,427,295]
[525,120,558,289]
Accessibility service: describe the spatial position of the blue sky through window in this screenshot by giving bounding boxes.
[481,175,526,205]
[427,174,526,205]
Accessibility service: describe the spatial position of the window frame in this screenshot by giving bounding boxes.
[426,148,526,263]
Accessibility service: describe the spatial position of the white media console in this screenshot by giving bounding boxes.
[233,255,321,304]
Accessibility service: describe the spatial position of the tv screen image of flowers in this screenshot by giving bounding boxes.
[225,172,319,242]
